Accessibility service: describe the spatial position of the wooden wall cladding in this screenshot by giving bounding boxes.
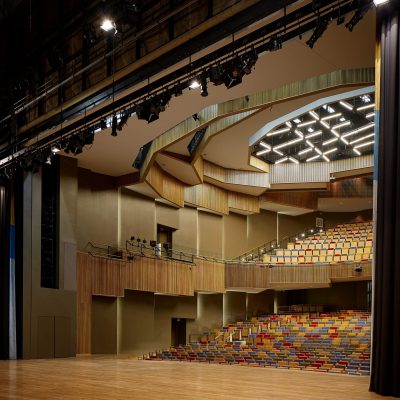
[228,192,260,214]
[184,182,229,215]
[203,161,269,188]
[225,262,372,291]
[193,259,225,293]
[145,162,185,207]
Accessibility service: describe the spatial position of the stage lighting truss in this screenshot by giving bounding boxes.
[253,91,376,164]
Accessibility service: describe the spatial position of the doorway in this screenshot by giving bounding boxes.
[171,318,186,347]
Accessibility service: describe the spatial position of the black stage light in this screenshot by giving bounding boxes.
[345,3,371,32]
[200,74,208,97]
[209,65,224,86]
[192,113,200,122]
[306,19,329,48]
[147,102,160,123]
[100,119,108,130]
[83,126,95,145]
[174,84,183,97]
[111,114,118,136]
[267,35,282,51]
[83,25,97,45]
[66,134,84,155]
[241,50,258,75]
[117,112,129,131]
[136,104,149,121]
[224,60,244,89]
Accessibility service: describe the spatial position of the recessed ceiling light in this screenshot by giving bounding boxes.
[267,127,291,136]
[339,100,353,111]
[298,147,313,155]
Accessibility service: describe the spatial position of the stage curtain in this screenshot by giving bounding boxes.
[370,3,400,397]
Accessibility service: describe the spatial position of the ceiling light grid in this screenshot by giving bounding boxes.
[253,91,375,164]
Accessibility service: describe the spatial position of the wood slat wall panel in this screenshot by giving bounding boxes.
[225,262,372,290]
[184,183,229,214]
[76,253,93,354]
[145,163,185,207]
[203,161,269,188]
[228,192,260,214]
[193,259,225,293]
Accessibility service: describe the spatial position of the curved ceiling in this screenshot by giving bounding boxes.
[68,10,375,177]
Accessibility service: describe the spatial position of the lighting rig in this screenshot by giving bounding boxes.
[0,0,383,178]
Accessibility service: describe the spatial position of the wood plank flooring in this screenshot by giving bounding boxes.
[0,356,394,400]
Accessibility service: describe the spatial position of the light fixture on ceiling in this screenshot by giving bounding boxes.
[346,3,372,32]
[256,149,270,156]
[275,157,288,164]
[51,144,61,154]
[267,127,291,136]
[200,74,208,97]
[309,111,320,120]
[321,112,342,121]
[293,118,301,124]
[320,120,330,129]
[349,133,375,145]
[306,140,315,148]
[373,0,389,5]
[356,103,375,111]
[332,121,351,130]
[366,112,375,119]
[111,114,118,136]
[306,19,329,48]
[260,142,271,149]
[274,137,303,150]
[285,121,292,128]
[322,137,338,146]
[323,148,338,155]
[298,147,313,155]
[189,78,201,89]
[342,122,375,138]
[297,120,316,128]
[354,140,375,149]
[339,100,354,111]
[306,154,320,162]
[273,148,284,156]
[294,129,304,138]
[288,157,299,164]
[354,148,362,156]
[305,130,322,139]
[100,18,117,34]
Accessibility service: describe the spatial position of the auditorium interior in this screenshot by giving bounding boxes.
[0,0,399,399]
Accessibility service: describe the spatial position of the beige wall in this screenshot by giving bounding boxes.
[92,296,118,354]
[247,210,277,252]
[223,213,247,259]
[77,169,118,250]
[23,170,76,359]
[223,292,247,325]
[118,291,155,354]
[198,211,223,258]
[120,188,156,245]
[173,206,198,252]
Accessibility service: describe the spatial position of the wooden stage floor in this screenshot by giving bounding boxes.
[0,356,394,400]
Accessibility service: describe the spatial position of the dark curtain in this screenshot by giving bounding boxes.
[0,182,10,359]
[370,3,400,397]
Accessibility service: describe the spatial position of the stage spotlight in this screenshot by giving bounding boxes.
[267,35,282,51]
[189,78,200,89]
[83,25,97,45]
[224,60,244,89]
[51,143,61,154]
[147,102,161,123]
[192,113,200,122]
[345,3,371,32]
[83,126,95,145]
[100,119,108,130]
[306,19,329,48]
[66,135,84,155]
[209,65,224,86]
[241,49,258,75]
[111,115,118,136]
[117,112,129,131]
[173,84,183,97]
[200,74,208,97]
[100,18,117,34]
